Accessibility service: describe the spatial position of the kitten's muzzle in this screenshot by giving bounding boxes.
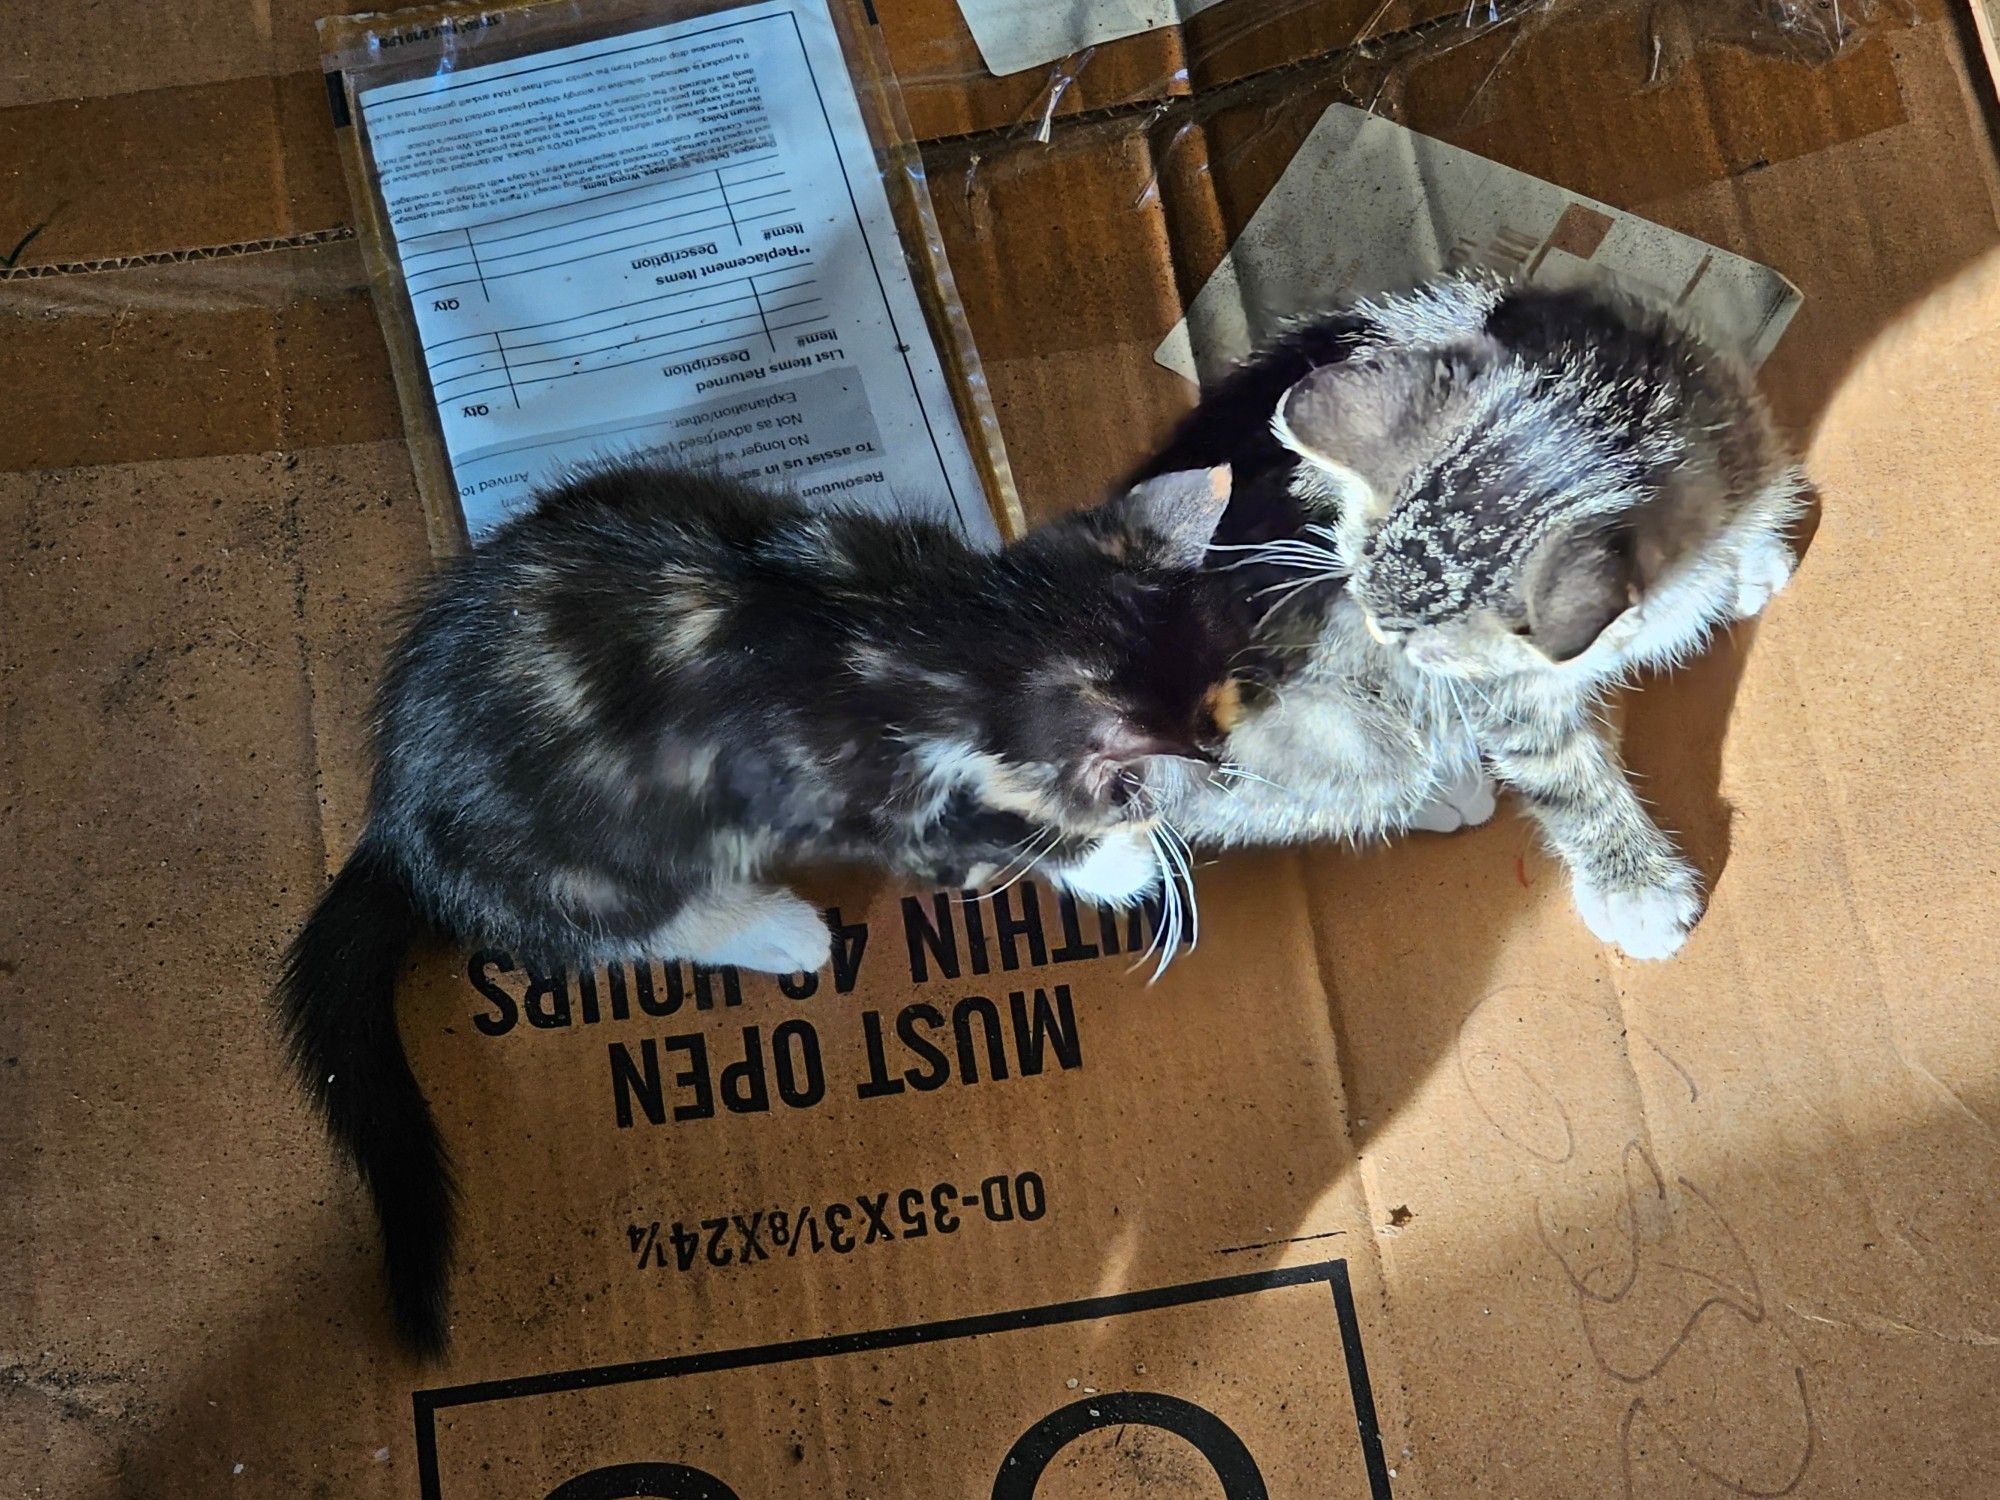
[1094,753,1217,829]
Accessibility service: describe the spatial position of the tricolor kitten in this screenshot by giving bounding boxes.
[1132,275,1804,958]
[278,462,1239,1354]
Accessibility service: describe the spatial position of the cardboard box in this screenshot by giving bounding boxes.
[7,1,2000,1495]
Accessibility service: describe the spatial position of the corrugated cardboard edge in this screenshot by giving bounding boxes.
[0,226,357,283]
[1970,0,2000,90]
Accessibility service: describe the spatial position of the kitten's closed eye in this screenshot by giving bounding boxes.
[1099,724,1219,770]
[1524,528,1640,663]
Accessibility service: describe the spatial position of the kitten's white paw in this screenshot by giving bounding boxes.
[1731,536,1796,620]
[1049,828,1162,907]
[1409,766,1499,834]
[1572,865,1703,961]
[700,894,832,974]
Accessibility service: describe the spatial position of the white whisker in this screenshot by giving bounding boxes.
[1255,575,1335,630]
[1459,676,1503,715]
[1210,535,1348,580]
[1158,819,1199,953]
[1253,571,1340,599]
[1153,837,1183,982]
[966,829,1049,894]
[1440,677,1480,746]
[1223,540,1340,560]
[1217,553,1341,574]
[1157,828,1183,975]
[1126,828,1179,984]
[1218,763,1297,796]
[972,827,1061,900]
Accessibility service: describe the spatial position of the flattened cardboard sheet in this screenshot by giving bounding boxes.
[7,2,2000,1496]
[1156,102,1802,385]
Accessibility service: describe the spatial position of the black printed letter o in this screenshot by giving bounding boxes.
[992,1391,1268,1498]
[543,1461,741,1500]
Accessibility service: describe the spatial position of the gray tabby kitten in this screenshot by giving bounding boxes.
[1135,275,1804,959]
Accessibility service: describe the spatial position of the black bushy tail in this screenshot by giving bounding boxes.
[275,842,453,1357]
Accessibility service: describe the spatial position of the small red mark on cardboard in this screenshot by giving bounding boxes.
[1515,854,1532,889]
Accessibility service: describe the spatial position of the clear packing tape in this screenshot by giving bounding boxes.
[0,0,1884,516]
[901,0,1839,450]
[318,0,1017,550]
[1313,0,1896,116]
[889,0,1892,145]
[311,0,1865,546]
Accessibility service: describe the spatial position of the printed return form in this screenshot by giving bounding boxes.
[355,0,993,541]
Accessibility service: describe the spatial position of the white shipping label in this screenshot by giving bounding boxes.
[950,0,1232,79]
[357,0,993,542]
[1156,103,1802,385]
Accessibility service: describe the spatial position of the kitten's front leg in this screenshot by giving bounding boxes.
[642,884,832,974]
[1483,714,1701,960]
[1408,762,1499,834]
[1045,826,1163,908]
[1730,529,1797,620]
[1727,471,1805,620]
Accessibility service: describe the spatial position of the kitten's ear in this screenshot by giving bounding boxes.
[1106,465,1232,568]
[1272,357,1436,511]
[1524,530,1639,663]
